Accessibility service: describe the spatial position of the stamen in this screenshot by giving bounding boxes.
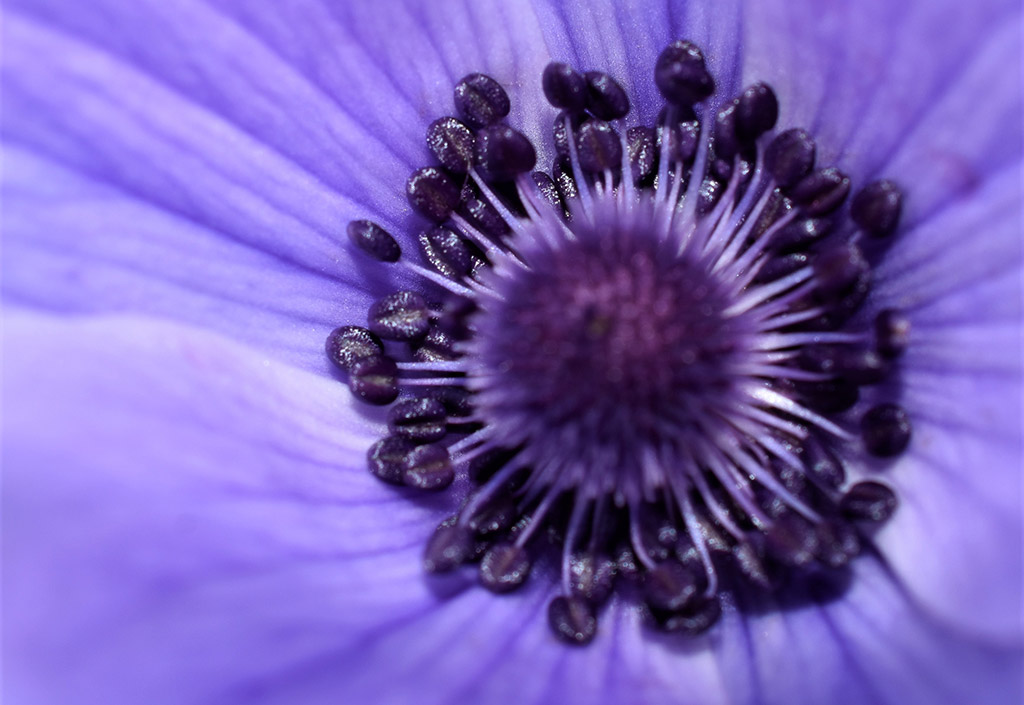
[328,39,913,646]
[454,73,511,128]
[542,62,588,113]
[861,403,913,457]
[852,180,904,237]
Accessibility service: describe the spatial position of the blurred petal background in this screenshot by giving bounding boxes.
[2,1,1021,704]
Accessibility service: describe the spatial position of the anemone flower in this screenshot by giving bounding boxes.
[3,0,1022,703]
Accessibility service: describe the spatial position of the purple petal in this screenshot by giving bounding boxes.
[4,311,730,705]
[4,0,1022,703]
[528,0,745,125]
[3,311,456,705]
[869,165,1022,641]
[0,0,562,375]
[712,561,1022,705]
[742,0,1020,215]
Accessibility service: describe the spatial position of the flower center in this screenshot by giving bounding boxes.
[327,39,913,645]
[475,219,742,441]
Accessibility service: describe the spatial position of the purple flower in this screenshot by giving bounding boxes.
[3,0,1021,703]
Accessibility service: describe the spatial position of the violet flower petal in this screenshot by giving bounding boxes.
[3,310,452,705]
[872,167,1022,642]
[709,561,1022,705]
[3,0,1021,703]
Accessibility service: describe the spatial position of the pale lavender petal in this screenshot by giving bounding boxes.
[4,0,1022,704]
[742,0,1020,218]
[3,311,453,705]
[710,562,1022,705]
[872,165,1022,641]
[1,0,552,375]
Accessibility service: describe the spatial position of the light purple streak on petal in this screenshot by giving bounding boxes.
[328,0,555,163]
[879,19,1021,223]
[878,165,1020,321]
[456,593,731,705]
[1,0,559,360]
[864,162,1023,641]
[5,0,417,222]
[610,605,728,705]
[1,6,435,373]
[738,0,1024,643]
[1,146,385,375]
[716,560,1023,705]
[3,311,458,705]
[744,0,1021,211]
[529,0,745,128]
[317,582,731,705]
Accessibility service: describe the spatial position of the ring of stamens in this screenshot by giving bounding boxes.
[327,40,912,645]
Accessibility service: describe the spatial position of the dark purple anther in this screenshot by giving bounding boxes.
[325,325,383,373]
[798,344,888,385]
[368,290,431,341]
[475,125,537,180]
[367,435,415,484]
[851,179,903,237]
[466,446,516,484]
[531,171,565,213]
[753,252,808,284]
[569,552,616,605]
[427,385,473,418]
[730,543,770,589]
[771,216,835,252]
[548,595,597,645]
[553,156,579,202]
[347,219,401,263]
[348,355,400,406]
[426,117,475,173]
[764,513,819,567]
[388,397,448,444]
[542,62,588,112]
[840,481,899,522]
[627,126,658,185]
[795,378,860,415]
[697,177,724,215]
[766,128,816,189]
[436,295,477,341]
[812,242,868,298]
[712,157,733,183]
[466,495,518,536]
[423,521,475,572]
[713,99,740,161]
[414,326,457,363]
[874,309,911,359]
[658,119,701,165]
[479,543,531,592]
[419,225,472,279]
[407,167,461,222]
[654,40,715,106]
[575,120,622,174]
[644,560,699,611]
[790,167,851,216]
[837,348,888,385]
[458,184,511,239]
[861,403,912,457]
[403,444,454,490]
[735,82,779,142]
[813,519,861,568]
[612,544,638,579]
[658,596,722,635]
[802,436,847,488]
[454,73,510,128]
[584,71,630,120]
[552,111,584,157]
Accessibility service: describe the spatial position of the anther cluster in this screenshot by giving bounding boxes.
[327,41,912,645]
